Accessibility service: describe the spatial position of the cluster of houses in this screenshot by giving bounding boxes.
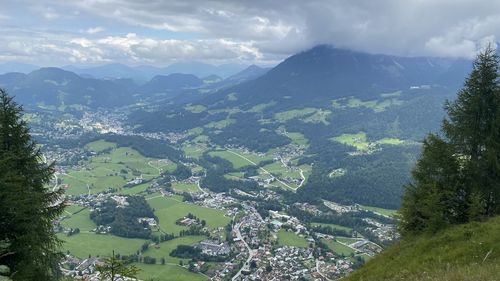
[194,240,231,256]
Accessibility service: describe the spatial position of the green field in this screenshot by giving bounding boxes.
[135,263,207,281]
[182,145,205,159]
[380,90,402,98]
[117,182,150,195]
[84,140,117,153]
[208,149,273,169]
[332,132,369,151]
[274,108,317,122]
[208,150,251,169]
[147,196,230,236]
[376,138,405,145]
[346,98,403,113]
[172,182,199,193]
[59,233,146,258]
[336,237,362,245]
[322,238,355,256]
[61,145,166,195]
[331,132,406,152]
[311,223,353,232]
[286,132,309,146]
[277,230,309,248]
[224,172,245,180]
[274,107,331,124]
[359,205,398,217]
[302,109,331,124]
[260,161,311,190]
[204,119,235,129]
[247,101,277,113]
[60,208,96,232]
[184,104,207,113]
[142,236,206,264]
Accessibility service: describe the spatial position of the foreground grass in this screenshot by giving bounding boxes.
[344,216,500,281]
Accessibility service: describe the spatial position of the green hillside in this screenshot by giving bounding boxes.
[343,216,500,281]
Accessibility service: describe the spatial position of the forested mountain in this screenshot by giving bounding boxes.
[201,45,471,108]
[127,45,476,209]
[62,62,251,82]
[139,73,204,96]
[0,67,136,107]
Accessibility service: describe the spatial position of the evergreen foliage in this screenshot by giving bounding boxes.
[0,89,65,280]
[399,46,500,235]
[95,251,139,281]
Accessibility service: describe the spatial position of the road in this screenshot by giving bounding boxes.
[147,161,163,175]
[227,150,296,190]
[232,221,256,281]
[298,168,305,187]
[196,178,209,195]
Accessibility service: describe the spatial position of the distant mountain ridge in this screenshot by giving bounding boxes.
[202,45,472,107]
[0,64,269,108]
[61,62,253,83]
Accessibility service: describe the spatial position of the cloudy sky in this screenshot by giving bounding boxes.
[1,0,499,66]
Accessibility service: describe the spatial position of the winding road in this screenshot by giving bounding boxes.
[231,222,255,281]
[226,150,296,190]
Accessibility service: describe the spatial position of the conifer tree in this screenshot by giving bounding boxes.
[0,89,64,280]
[400,46,500,235]
[443,45,500,215]
[96,252,139,281]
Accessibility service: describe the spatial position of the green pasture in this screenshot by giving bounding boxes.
[147,196,230,236]
[322,238,356,256]
[142,236,206,264]
[135,263,207,281]
[59,233,146,258]
[277,230,309,248]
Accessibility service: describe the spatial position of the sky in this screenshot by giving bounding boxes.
[1,0,500,67]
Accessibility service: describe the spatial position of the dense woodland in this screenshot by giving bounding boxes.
[90,196,156,239]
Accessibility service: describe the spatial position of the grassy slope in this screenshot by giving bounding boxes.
[343,216,500,281]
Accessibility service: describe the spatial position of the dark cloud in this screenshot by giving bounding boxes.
[1,0,499,65]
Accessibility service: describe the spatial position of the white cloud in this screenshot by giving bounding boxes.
[85,26,104,34]
[3,0,500,65]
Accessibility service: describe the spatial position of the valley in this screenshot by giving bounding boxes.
[1,45,470,281]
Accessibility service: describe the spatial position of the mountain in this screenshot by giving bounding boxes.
[225,64,270,84]
[139,73,203,96]
[162,62,248,78]
[61,62,251,83]
[129,45,476,209]
[0,67,135,107]
[63,63,153,83]
[203,45,471,108]
[343,216,500,281]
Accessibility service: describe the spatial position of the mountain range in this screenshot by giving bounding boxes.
[0,64,270,108]
[202,45,472,108]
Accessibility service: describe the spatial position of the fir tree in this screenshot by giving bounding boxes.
[400,46,500,234]
[443,45,500,215]
[0,89,64,280]
[96,252,139,281]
